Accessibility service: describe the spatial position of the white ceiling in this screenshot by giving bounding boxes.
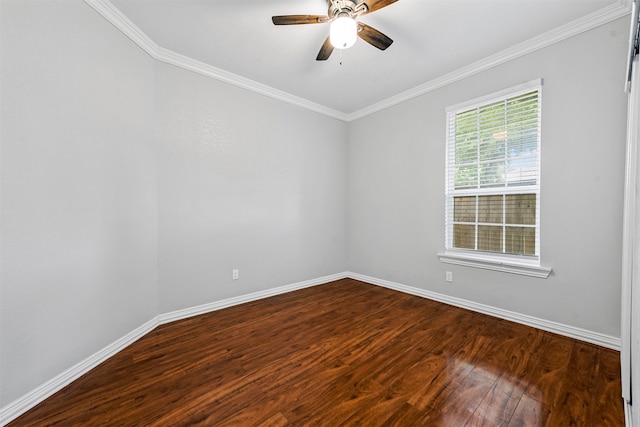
[107,0,627,117]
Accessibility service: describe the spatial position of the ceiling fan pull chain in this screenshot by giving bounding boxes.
[340,49,343,65]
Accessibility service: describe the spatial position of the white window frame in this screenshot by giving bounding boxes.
[438,79,551,278]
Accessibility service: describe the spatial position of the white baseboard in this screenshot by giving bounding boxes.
[346,272,621,351]
[0,270,621,425]
[0,317,159,426]
[157,272,349,325]
[0,272,348,426]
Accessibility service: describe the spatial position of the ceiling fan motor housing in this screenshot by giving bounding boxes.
[271,0,396,60]
[328,0,367,20]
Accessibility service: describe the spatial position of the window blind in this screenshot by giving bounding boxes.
[445,81,542,259]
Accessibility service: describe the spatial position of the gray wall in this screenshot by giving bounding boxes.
[0,0,629,413]
[0,0,347,407]
[347,16,629,338]
[1,0,158,405]
[155,63,347,313]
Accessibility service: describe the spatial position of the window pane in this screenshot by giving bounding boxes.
[478,225,503,253]
[456,139,477,164]
[456,110,478,165]
[507,132,537,157]
[479,102,506,137]
[454,196,476,222]
[479,138,505,162]
[446,85,540,258]
[456,109,477,127]
[505,226,536,255]
[454,164,478,188]
[478,195,503,224]
[507,155,537,186]
[506,194,536,225]
[454,224,475,249]
[479,161,505,187]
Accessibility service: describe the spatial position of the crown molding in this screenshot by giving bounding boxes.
[346,0,632,121]
[84,0,158,57]
[83,0,347,121]
[154,47,347,121]
[85,0,631,123]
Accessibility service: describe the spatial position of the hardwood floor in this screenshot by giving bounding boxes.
[9,279,624,426]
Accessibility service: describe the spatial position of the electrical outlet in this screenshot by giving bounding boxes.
[232,269,239,280]
[446,271,453,282]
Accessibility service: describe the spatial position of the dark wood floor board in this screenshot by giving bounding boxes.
[332,322,412,366]
[508,392,552,426]
[545,341,599,426]
[294,377,386,426]
[281,367,384,425]
[381,401,430,426]
[325,336,425,411]
[520,333,574,406]
[406,354,476,411]
[481,328,544,398]
[254,350,350,405]
[338,377,418,426]
[419,370,496,425]
[8,278,624,426]
[466,380,522,426]
[595,347,626,426]
[162,381,276,426]
[267,361,357,423]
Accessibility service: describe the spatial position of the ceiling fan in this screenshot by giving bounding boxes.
[272,0,398,61]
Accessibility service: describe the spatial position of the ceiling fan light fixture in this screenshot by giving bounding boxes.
[330,16,357,49]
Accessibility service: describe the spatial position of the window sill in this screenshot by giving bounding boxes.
[438,252,552,278]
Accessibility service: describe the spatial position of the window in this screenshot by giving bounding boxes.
[442,80,548,276]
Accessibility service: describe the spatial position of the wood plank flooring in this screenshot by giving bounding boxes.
[9,279,624,426]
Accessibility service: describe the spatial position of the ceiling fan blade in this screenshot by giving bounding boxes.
[316,36,334,61]
[362,0,398,14]
[272,15,329,25]
[357,22,393,50]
